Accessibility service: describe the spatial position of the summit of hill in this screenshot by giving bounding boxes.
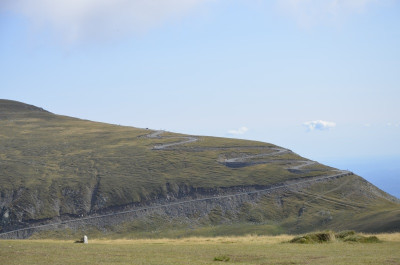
[0,99,50,114]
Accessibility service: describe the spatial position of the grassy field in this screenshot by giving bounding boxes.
[1,234,399,265]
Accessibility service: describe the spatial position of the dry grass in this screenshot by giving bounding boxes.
[363,232,400,242]
[90,234,295,245]
[1,234,399,265]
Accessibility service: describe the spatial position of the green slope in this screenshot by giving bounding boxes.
[0,99,398,237]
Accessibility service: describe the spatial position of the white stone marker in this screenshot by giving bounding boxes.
[83,235,88,244]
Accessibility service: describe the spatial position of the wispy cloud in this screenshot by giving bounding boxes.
[1,0,389,44]
[303,120,336,131]
[1,0,388,43]
[387,123,400,128]
[228,126,249,135]
[277,0,379,27]
[1,0,211,43]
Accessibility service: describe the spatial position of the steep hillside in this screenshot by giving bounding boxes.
[0,99,398,239]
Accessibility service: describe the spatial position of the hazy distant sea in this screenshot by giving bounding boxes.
[322,155,400,199]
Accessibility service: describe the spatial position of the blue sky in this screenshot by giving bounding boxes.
[1,0,399,197]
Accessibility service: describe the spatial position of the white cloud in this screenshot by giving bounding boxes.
[277,0,379,27]
[1,0,211,43]
[303,120,336,131]
[228,126,249,135]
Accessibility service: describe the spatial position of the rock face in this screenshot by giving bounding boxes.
[0,99,399,238]
[1,173,399,239]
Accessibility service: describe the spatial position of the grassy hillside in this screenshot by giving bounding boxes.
[0,99,399,237]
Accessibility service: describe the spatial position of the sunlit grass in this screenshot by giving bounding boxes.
[1,234,399,265]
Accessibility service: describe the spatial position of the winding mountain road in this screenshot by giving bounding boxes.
[147,131,317,170]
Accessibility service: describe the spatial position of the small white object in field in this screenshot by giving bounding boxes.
[83,235,88,244]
